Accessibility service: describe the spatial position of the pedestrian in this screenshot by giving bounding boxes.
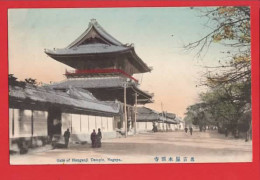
[63,128,70,148]
[225,127,228,137]
[185,127,188,133]
[152,122,157,132]
[91,129,96,148]
[97,128,102,148]
[189,127,193,135]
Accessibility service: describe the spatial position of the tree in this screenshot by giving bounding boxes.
[8,74,39,88]
[184,7,251,140]
[8,74,18,85]
[8,74,26,88]
[199,84,250,136]
[24,78,38,86]
[185,7,250,58]
[186,102,218,132]
[185,7,250,87]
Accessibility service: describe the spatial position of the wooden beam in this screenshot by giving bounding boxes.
[31,110,34,137]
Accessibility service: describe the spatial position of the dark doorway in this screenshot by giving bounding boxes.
[47,106,62,138]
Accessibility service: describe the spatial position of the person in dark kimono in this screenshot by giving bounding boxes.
[91,129,96,148]
[152,122,158,132]
[189,127,193,135]
[63,128,71,148]
[225,127,229,137]
[97,128,102,148]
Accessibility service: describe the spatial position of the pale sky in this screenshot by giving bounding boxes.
[8,7,226,118]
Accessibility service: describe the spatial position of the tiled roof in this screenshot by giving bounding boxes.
[159,112,176,120]
[9,85,120,115]
[48,77,153,99]
[45,19,152,73]
[45,44,131,56]
[137,107,160,122]
[49,77,128,89]
[137,107,178,124]
[67,19,124,48]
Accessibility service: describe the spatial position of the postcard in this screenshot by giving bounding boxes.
[7,6,253,165]
[1,1,259,180]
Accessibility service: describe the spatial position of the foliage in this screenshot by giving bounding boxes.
[8,74,26,87]
[185,6,250,58]
[9,74,39,88]
[185,103,213,131]
[24,78,38,86]
[184,7,251,139]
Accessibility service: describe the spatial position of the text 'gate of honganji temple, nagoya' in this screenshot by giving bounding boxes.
[9,19,182,153]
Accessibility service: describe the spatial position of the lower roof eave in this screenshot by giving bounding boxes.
[137,99,154,104]
[131,86,153,99]
[45,46,131,57]
[136,119,157,122]
[9,97,119,117]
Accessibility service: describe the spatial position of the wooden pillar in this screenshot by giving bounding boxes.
[124,83,127,138]
[70,114,72,133]
[161,103,165,132]
[31,110,34,146]
[134,93,137,134]
[88,116,90,132]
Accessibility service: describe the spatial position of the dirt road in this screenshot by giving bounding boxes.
[10,130,252,164]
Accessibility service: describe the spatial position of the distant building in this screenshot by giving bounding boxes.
[137,107,180,132]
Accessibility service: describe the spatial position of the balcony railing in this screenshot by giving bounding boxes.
[65,69,139,83]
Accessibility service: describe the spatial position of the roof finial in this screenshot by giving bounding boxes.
[90,18,97,24]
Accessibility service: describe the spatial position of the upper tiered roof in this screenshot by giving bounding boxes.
[67,19,124,48]
[45,19,151,74]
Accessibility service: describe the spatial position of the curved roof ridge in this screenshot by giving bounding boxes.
[67,19,124,49]
[66,22,93,49]
[92,19,124,46]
